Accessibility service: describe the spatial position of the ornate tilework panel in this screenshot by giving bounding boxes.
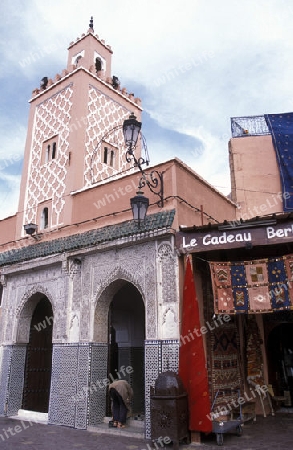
[88,343,108,426]
[84,85,135,186]
[144,340,161,439]
[6,345,27,416]
[75,344,90,429]
[24,84,73,226]
[72,265,82,311]
[49,344,80,427]
[161,340,179,372]
[0,345,12,415]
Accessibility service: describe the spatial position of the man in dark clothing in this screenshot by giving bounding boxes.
[109,380,133,428]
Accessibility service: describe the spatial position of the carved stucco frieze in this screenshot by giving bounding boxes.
[88,241,157,342]
[1,235,177,347]
[0,274,7,286]
[157,241,180,340]
[61,255,82,277]
[157,241,177,303]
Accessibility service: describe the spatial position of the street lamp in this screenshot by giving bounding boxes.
[23,223,41,240]
[122,112,141,149]
[90,113,164,224]
[130,191,149,226]
[122,113,164,215]
[24,223,38,236]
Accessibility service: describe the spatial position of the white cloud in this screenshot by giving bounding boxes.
[0,124,26,161]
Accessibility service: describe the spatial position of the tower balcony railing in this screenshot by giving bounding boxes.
[231,115,271,138]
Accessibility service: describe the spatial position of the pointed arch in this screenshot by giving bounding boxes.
[94,266,145,308]
[15,285,55,344]
[92,267,145,344]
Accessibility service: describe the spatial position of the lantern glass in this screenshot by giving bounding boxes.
[130,192,149,224]
[123,113,142,148]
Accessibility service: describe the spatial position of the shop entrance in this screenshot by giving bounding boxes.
[21,296,53,412]
[267,323,293,406]
[107,282,145,417]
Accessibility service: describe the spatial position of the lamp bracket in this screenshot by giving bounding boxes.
[138,170,164,208]
[125,147,149,171]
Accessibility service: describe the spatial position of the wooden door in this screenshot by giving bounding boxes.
[22,297,53,412]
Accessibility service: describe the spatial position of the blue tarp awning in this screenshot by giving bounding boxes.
[265,113,293,211]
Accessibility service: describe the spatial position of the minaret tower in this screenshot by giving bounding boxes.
[16,18,142,238]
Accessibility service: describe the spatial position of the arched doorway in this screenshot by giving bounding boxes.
[267,323,293,405]
[108,282,145,417]
[21,296,53,412]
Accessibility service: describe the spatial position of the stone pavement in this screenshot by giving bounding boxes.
[0,412,292,449]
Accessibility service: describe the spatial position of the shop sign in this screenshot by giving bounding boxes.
[176,221,293,253]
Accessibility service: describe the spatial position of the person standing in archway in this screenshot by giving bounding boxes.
[109,379,133,428]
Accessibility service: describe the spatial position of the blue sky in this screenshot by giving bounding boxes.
[1,0,293,219]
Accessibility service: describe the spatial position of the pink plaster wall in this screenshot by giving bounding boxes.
[0,158,237,257]
[229,135,283,219]
[0,215,17,246]
[170,159,236,228]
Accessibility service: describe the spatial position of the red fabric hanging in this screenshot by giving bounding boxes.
[179,255,212,432]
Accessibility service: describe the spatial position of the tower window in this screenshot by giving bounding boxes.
[103,147,108,164]
[52,142,56,159]
[41,207,49,229]
[95,57,102,73]
[46,145,50,163]
[0,284,3,307]
[42,136,58,164]
[101,143,116,169]
[72,50,85,66]
[110,150,115,167]
[94,52,106,73]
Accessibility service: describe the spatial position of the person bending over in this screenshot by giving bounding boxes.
[109,379,133,428]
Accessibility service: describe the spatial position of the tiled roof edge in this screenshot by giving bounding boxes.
[0,209,176,267]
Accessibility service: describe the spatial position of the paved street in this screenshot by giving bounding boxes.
[0,413,292,449]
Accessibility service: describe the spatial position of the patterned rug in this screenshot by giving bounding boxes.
[246,316,265,386]
[209,254,293,314]
[210,323,242,414]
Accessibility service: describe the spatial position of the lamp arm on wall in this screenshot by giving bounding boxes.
[138,170,164,208]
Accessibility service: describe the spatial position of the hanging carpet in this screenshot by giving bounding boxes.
[209,254,293,314]
[265,112,293,211]
[210,322,242,416]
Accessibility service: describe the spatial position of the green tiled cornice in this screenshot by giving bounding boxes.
[0,209,175,267]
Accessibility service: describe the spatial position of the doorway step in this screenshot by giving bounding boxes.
[10,409,48,424]
[276,407,293,414]
[88,416,144,439]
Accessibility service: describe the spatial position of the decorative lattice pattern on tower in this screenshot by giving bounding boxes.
[24,84,73,227]
[84,85,135,186]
